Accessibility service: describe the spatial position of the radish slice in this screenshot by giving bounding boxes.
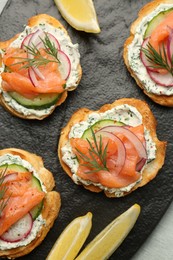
[95,130,126,174]
[36,32,61,50]
[21,32,45,81]
[28,68,39,87]
[141,37,173,87]
[21,33,34,50]
[28,29,44,48]
[29,66,45,82]
[58,50,71,80]
[28,30,60,51]
[147,69,173,86]
[47,33,61,50]
[136,158,147,172]
[0,213,33,243]
[141,38,171,77]
[98,125,147,164]
[32,66,45,80]
[28,31,61,80]
[141,38,165,73]
[2,173,18,184]
[140,38,157,72]
[26,30,45,81]
[21,29,70,85]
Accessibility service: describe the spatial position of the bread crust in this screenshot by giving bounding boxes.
[123,0,173,107]
[0,14,82,120]
[58,98,167,197]
[0,148,61,259]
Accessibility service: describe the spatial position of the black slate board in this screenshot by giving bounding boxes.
[0,0,173,259]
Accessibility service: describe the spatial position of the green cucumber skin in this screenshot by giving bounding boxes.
[30,176,43,220]
[82,119,124,140]
[30,201,43,220]
[9,92,61,110]
[0,163,27,172]
[144,8,173,38]
[31,176,42,191]
[0,163,43,220]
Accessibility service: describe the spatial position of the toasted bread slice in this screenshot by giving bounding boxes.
[58,98,166,198]
[0,148,61,258]
[123,0,173,107]
[0,14,82,120]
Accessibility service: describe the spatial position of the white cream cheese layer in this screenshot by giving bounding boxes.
[0,23,80,116]
[128,4,173,96]
[0,154,46,250]
[61,104,156,197]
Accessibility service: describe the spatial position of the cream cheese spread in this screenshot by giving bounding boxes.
[0,215,45,250]
[61,104,156,197]
[128,4,173,96]
[0,22,80,117]
[0,154,46,250]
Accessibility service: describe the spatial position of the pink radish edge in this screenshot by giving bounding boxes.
[95,130,126,174]
[58,50,71,80]
[147,69,173,86]
[0,213,33,243]
[141,37,173,86]
[97,125,147,172]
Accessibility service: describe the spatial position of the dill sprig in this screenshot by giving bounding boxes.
[41,33,59,60]
[0,167,9,217]
[10,32,60,69]
[76,129,109,174]
[142,42,173,76]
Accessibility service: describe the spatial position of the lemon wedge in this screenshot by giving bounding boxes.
[46,212,92,260]
[54,0,101,33]
[76,204,141,260]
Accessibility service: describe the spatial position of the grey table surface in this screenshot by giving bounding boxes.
[132,201,173,260]
[0,0,173,259]
[0,0,8,15]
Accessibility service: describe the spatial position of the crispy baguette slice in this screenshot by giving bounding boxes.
[58,98,166,198]
[0,14,82,120]
[0,148,61,259]
[123,0,173,107]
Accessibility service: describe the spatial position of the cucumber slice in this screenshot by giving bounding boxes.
[30,201,43,220]
[144,8,173,38]
[30,176,43,220]
[0,163,27,172]
[31,175,42,191]
[9,92,61,109]
[82,119,124,140]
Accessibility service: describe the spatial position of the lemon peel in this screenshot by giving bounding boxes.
[54,0,101,33]
[76,204,141,259]
[46,212,92,260]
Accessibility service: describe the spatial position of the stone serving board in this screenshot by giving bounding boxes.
[0,0,173,259]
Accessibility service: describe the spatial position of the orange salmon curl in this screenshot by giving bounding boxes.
[1,47,65,98]
[149,11,173,51]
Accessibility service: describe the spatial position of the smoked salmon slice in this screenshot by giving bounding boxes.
[0,171,45,236]
[0,189,44,236]
[70,125,145,188]
[1,47,65,98]
[149,11,173,51]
